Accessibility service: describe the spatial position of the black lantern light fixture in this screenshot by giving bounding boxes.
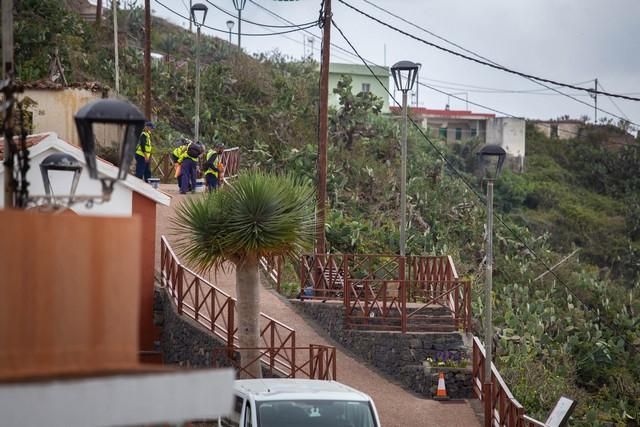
[74,98,145,199]
[40,153,83,202]
[190,2,208,28]
[226,19,235,44]
[478,144,507,181]
[390,60,419,93]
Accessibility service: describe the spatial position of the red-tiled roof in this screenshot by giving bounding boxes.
[20,79,108,92]
[390,106,495,119]
[0,134,49,161]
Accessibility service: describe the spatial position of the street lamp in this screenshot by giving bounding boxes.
[40,153,83,204]
[477,143,506,427]
[232,0,247,49]
[226,19,235,44]
[74,98,146,199]
[190,2,208,144]
[390,60,419,257]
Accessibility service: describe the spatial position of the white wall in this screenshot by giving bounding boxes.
[487,117,526,158]
[0,147,132,216]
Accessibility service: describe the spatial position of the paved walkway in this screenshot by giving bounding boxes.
[154,185,481,427]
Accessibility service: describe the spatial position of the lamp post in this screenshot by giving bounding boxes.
[190,3,208,144]
[226,19,235,44]
[40,153,83,204]
[232,0,247,49]
[390,60,419,257]
[477,144,506,427]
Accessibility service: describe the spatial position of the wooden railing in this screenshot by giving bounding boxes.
[213,345,337,380]
[161,236,293,367]
[472,337,545,427]
[299,253,472,333]
[259,255,282,290]
[160,236,335,380]
[151,147,240,183]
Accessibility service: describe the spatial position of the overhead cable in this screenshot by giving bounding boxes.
[203,0,317,28]
[339,0,640,102]
[154,0,316,36]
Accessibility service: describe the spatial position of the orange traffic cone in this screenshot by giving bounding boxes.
[434,372,449,400]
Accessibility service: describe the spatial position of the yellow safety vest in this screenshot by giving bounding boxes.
[178,142,199,162]
[136,131,152,159]
[172,144,187,161]
[204,150,223,177]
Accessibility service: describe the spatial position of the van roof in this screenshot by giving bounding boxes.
[234,379,372,402]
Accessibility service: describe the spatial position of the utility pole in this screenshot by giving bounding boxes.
[2,0,15,208]
[144,0,151,118]
[594,78,598,124]
[96,0,102,26]
[316,0,331,255]
[113,0,120,94]
[189,0,193,33]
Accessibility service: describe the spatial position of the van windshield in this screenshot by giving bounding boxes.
[256,400,376,427]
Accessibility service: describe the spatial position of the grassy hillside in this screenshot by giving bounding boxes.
[8,1,640,425]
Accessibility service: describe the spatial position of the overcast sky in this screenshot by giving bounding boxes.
[130,0,640,128]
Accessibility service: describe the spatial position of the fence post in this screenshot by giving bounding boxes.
[269,321,275,374]
[309,346,315,379]
[227,299,235,357]
[401,256,407,334]
[291,334,296,378]
[454,282,460,330]
[195,277,200,320]
[177,267,184,314]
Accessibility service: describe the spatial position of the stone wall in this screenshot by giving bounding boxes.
[155,288,233,368]
[290,300,473,398]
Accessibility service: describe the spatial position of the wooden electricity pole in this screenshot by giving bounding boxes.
[144,0,151,118]
[2,0,15,208]
[96,0,103,26]
[316,0,331,255]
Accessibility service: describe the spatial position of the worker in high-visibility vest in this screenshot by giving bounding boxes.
[203,142,225,192]
[135,121,155,182]
[179,140,204,194]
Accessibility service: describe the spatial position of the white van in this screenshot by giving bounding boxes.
[219,378,381,427]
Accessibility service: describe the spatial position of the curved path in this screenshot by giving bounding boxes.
[155,185,480,427]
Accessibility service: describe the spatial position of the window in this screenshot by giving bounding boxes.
[361,83,370,93]
[471,128,477,137]
[455,128,462,140]
[256,400,377,427]
[439,127,447,139]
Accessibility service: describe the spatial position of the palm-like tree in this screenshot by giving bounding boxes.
[171,171,315,378]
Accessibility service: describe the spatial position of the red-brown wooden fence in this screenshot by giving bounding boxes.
[212,345,337,380]
[299,253,471,333]
[472,337,545,427]
[160,236,336,379]
[151,147,240,183]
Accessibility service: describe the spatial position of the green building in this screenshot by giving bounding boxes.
[328,63,390,113]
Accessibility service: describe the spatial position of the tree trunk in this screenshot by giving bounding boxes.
[235,256,262,379]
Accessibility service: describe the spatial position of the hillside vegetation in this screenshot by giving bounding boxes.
[7,1,640,425]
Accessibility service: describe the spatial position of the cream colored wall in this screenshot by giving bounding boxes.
[24,89,103,147]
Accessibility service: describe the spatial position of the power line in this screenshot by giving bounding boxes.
[338,0,640,103]
[352,3,639,128]
[154,0,316,36]
[331,18,639,347]
[247,0,374,65]
[598,80,631,122]
[203,0,317,29]
[351,0,640,128]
